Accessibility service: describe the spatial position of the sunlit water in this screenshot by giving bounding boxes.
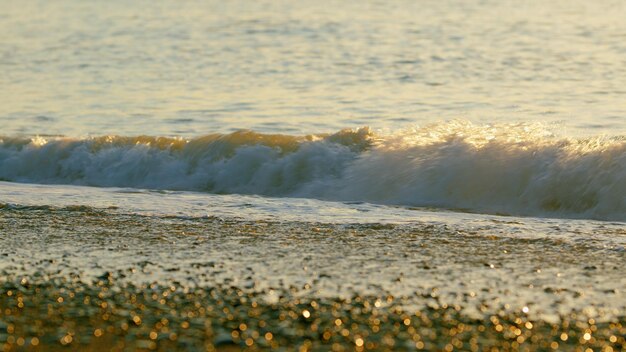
[2,0,625,136]
[1,0,624,225]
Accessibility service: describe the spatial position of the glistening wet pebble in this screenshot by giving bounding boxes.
[0,276,624,352]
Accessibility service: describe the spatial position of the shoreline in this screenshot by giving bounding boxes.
[1,206,625,350]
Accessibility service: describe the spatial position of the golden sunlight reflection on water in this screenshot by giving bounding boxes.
[1,0,625,136]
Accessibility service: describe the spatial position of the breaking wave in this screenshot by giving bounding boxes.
[0,122,624,221]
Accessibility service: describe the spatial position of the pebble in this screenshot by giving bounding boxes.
[0,275,623,351]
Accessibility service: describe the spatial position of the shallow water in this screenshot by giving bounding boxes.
[1,202,625,324]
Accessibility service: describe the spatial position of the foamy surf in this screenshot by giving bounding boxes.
[1,122,624,221]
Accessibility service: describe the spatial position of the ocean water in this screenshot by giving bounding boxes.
[1,0,625,324]
[2,0,626,137]
[2,0,625,220]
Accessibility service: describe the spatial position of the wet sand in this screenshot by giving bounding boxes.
[1,206,624,351]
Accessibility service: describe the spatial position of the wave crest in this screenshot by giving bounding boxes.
[336,122,625,220]
[0,123,624,221]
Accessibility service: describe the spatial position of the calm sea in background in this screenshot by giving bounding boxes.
[3,0,626,136]
[1,0,625,225]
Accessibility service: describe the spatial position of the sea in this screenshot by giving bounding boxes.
[1,0,625,323]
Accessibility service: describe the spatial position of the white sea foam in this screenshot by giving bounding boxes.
[331,122,626,221]
[1,122,624,221]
